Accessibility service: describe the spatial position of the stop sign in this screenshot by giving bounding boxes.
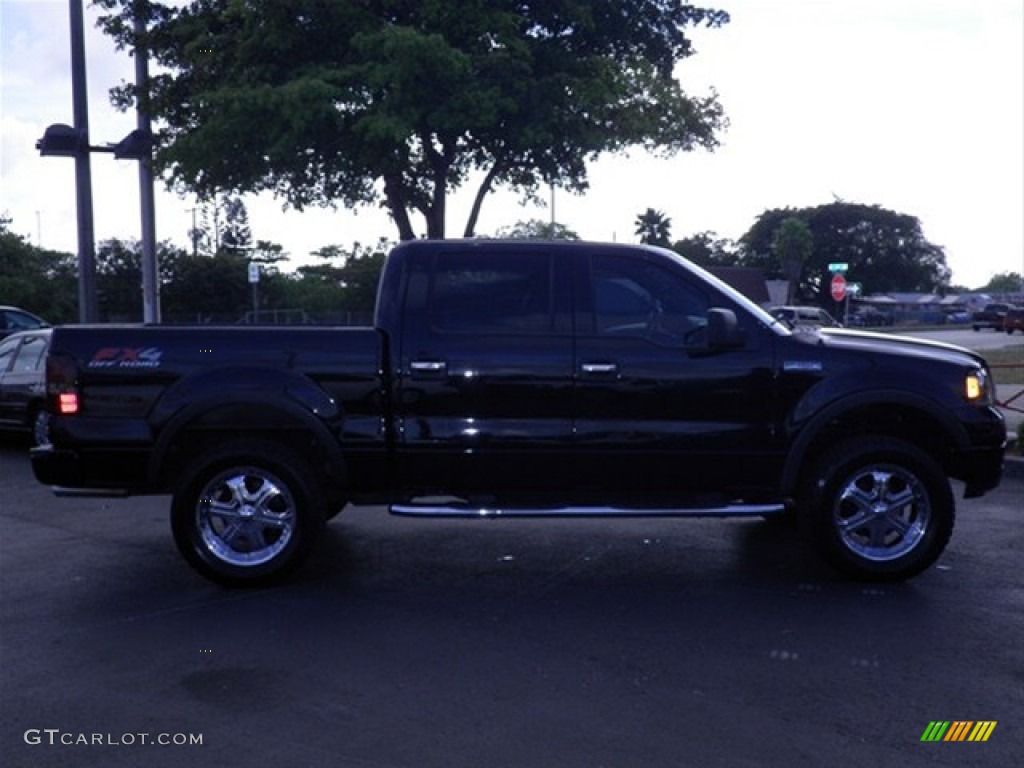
[830,273,847,301]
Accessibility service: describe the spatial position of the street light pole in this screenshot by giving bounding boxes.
[69,0,98,323]
[134,1,160,323]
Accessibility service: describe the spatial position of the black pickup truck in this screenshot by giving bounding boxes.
[31,240,1005,585]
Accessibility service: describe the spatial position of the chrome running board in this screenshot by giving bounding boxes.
[389,503,787,519]
[53,486,130,498]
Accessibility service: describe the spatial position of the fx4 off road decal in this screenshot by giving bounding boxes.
[88,347,163,369]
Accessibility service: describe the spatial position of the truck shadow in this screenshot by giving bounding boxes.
[299,510,858,594]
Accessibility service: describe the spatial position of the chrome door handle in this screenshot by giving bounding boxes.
[410,360,448,377]
[581,362,618,375]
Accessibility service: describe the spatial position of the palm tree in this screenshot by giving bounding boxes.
[634,208,672,247]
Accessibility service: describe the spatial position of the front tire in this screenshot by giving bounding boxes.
[800,437,954,581]
[171,440,326,586]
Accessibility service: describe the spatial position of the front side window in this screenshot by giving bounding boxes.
[428,251,553,334]
[591,254,709,345]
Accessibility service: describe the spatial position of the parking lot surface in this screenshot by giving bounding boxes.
[1,436,1021,767]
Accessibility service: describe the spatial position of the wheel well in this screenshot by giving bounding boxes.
[25,399,43,423]
[792,403,958,489]
[155,404,347,498]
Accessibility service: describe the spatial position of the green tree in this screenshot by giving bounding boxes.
[94,238,187,321]
[0,216,78,323]
[221,196,253,253]
[282,240,390,318]
[287,245,351,315]
[97,0,728,241]
[190,194,254,256]
[771,217,813,304]
[494,219,580,240]
[671,231,737,268]
[337,240,390,313]
[976,271,1023,294]
[95,239,142,321]
[162,249,250,321]
[739,202,950,303]
[634,208,673,246]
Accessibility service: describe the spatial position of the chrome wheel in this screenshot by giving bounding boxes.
[196,466,297,567]
[832,465,930,562]
[803,437,954,581]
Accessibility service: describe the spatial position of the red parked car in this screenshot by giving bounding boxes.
[1004,307,1024,334]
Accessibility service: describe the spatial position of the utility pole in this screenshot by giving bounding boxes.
[549,181,555,238]
[189,207,199,256]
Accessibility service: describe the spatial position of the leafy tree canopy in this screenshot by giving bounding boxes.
[771,216,813,304]
[671,230,737,268]
[738,202,951,303]
[976,271,1023,294]
[494,218,580,240]
[96,0,728,241]
[0,216,78,323]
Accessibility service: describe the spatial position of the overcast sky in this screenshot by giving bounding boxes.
[1,0,1022,290]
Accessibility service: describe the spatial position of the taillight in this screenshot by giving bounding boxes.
[47,353,81,415]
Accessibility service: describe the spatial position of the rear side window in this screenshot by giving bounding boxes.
[428,251,553,334]
[0,337,19,372]
[11,335,48,372]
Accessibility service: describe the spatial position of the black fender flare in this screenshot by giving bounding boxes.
[779,388,970,496]
[146,368,347,488]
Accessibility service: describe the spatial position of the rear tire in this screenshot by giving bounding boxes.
[29,407,50,447]
[171,440,326,586]
[799,437,954,582]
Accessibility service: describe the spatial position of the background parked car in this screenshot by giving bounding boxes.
[0,306,49,341]
[847,307,894,327]
[943,309,971,325]
[971,302,1010,331]
[769,305,842,329]
[1004,307,1024,335]
[0,328,51,445]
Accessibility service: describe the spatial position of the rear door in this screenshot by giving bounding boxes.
[572,248,779,501]
[394,244,574,497]
[0,334,47,427]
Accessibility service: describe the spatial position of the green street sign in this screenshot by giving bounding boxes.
[828,262,849,273]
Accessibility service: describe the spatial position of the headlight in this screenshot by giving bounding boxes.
[964,369,989,402]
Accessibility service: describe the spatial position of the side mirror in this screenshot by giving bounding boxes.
[706,308,743,350]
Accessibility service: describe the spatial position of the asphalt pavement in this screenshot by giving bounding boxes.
[1,435,1021,768]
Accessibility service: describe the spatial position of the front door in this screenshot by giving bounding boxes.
[572,248,779,504]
